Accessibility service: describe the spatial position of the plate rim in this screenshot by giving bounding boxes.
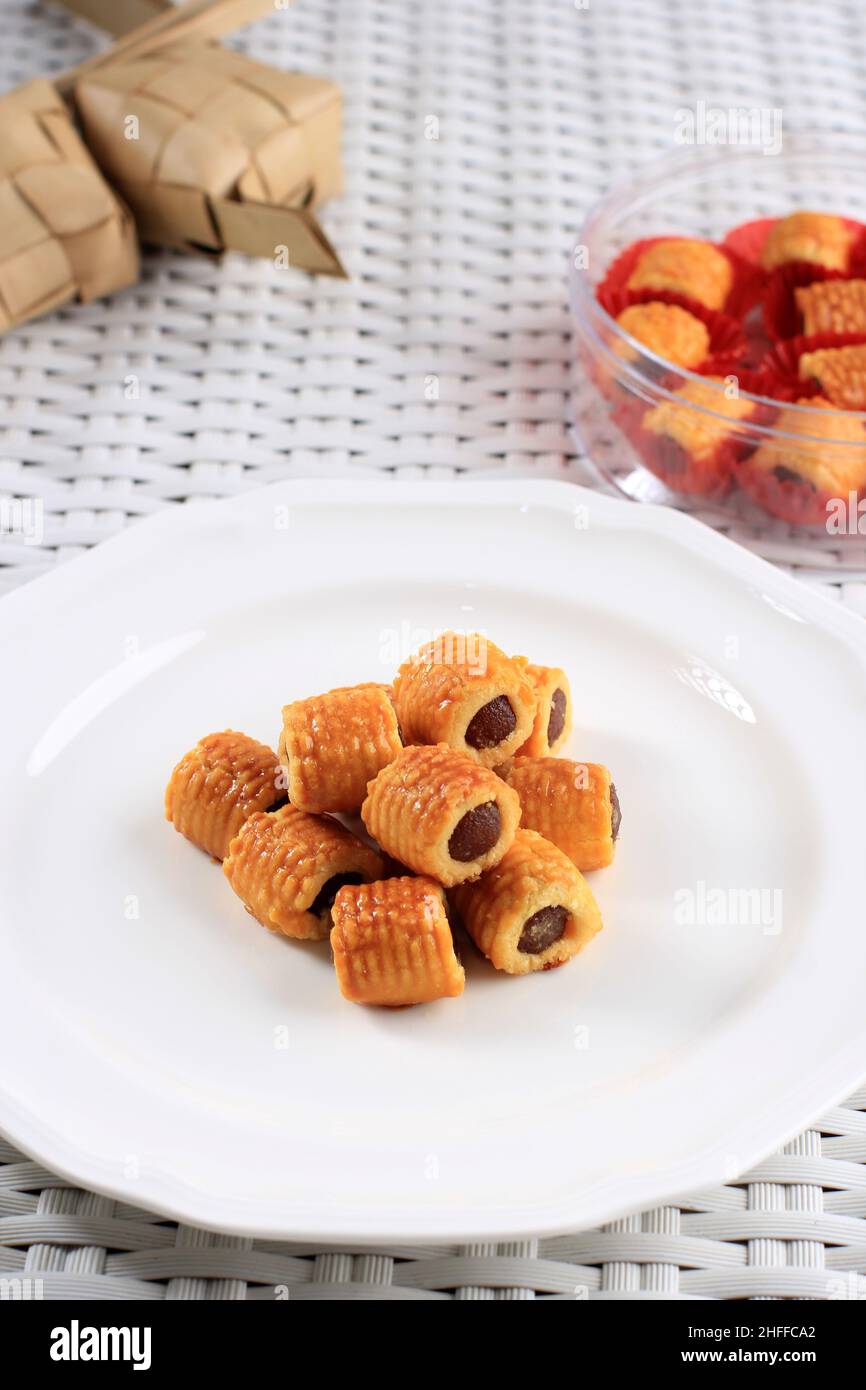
[2,475,865,1243]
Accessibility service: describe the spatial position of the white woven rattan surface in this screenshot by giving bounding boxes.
[1,0,865,1300]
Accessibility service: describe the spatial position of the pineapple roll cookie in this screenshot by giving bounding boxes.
[223,804,384,941]
[513,658,572,757]
[625,237,734,311]
[392,632,535,767]
[331,876,465,1006]
[279,682,402,814]
[497,757,621,871]
[453,830,603,975]
[165,730,285,861]
[362,744,521,887]
[759,211,853,273]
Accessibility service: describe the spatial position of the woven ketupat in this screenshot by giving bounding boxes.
[74,43,345,274]
[0,78,138,334]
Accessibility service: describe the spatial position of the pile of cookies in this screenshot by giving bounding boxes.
[594,210,866,524]
[165,633,620,1008]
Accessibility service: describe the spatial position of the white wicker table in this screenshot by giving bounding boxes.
[1,0,865,1300]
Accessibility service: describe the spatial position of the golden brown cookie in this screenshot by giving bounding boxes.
[452,829,603,975]
[798,343,866,411]
[642,375,756,461]
[625,238,733,311]
[165,730,284,861]
[497,757,620,871]
[512,658,572,757]
[361,743,521,887]
[615,302,711,369]
[795,278,866,336]
[331,876,465,1005]
[749,396,866,495]
[279,683,402,814]
[223,804,384,941]
[760,211,852,272]
[392,632,535,768]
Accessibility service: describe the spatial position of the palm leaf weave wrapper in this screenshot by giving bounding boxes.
[0,78,138,333]
[74,42,345,275]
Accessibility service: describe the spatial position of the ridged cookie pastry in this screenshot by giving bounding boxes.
[165,729,285,861]
[642,375,756,461]
[798,343,866,411]
[497,757,621,871]
[452,829,603,975]
[625,238,733,311]
[362,744,521,887]
[795,278,866,336]
[513,658,572,757]
[760,211,853,272]
[614,302,710,370]
[279,683,402,814]
[392,632,535,768]
[331,876,465,1006]
[223,804,384,941]
[748,397,866,495]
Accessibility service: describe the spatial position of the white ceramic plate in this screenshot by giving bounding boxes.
[1,479,865,1243]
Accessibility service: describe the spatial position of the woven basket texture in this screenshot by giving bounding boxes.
[0,0,865,1299]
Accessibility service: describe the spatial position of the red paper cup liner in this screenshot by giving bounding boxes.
[597,235,763,319]
[762,330,866,382]
[736,458,839,527]
[762,262,845,341]
[844,224,866,277]
[718,245,766,319]
[613,387,742,499]
[702,366,813,411]
[597,286,745,373]
[738,314,774,371]
[724,217,777,267]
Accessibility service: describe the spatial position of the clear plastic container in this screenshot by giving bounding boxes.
[569,134,866,535]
